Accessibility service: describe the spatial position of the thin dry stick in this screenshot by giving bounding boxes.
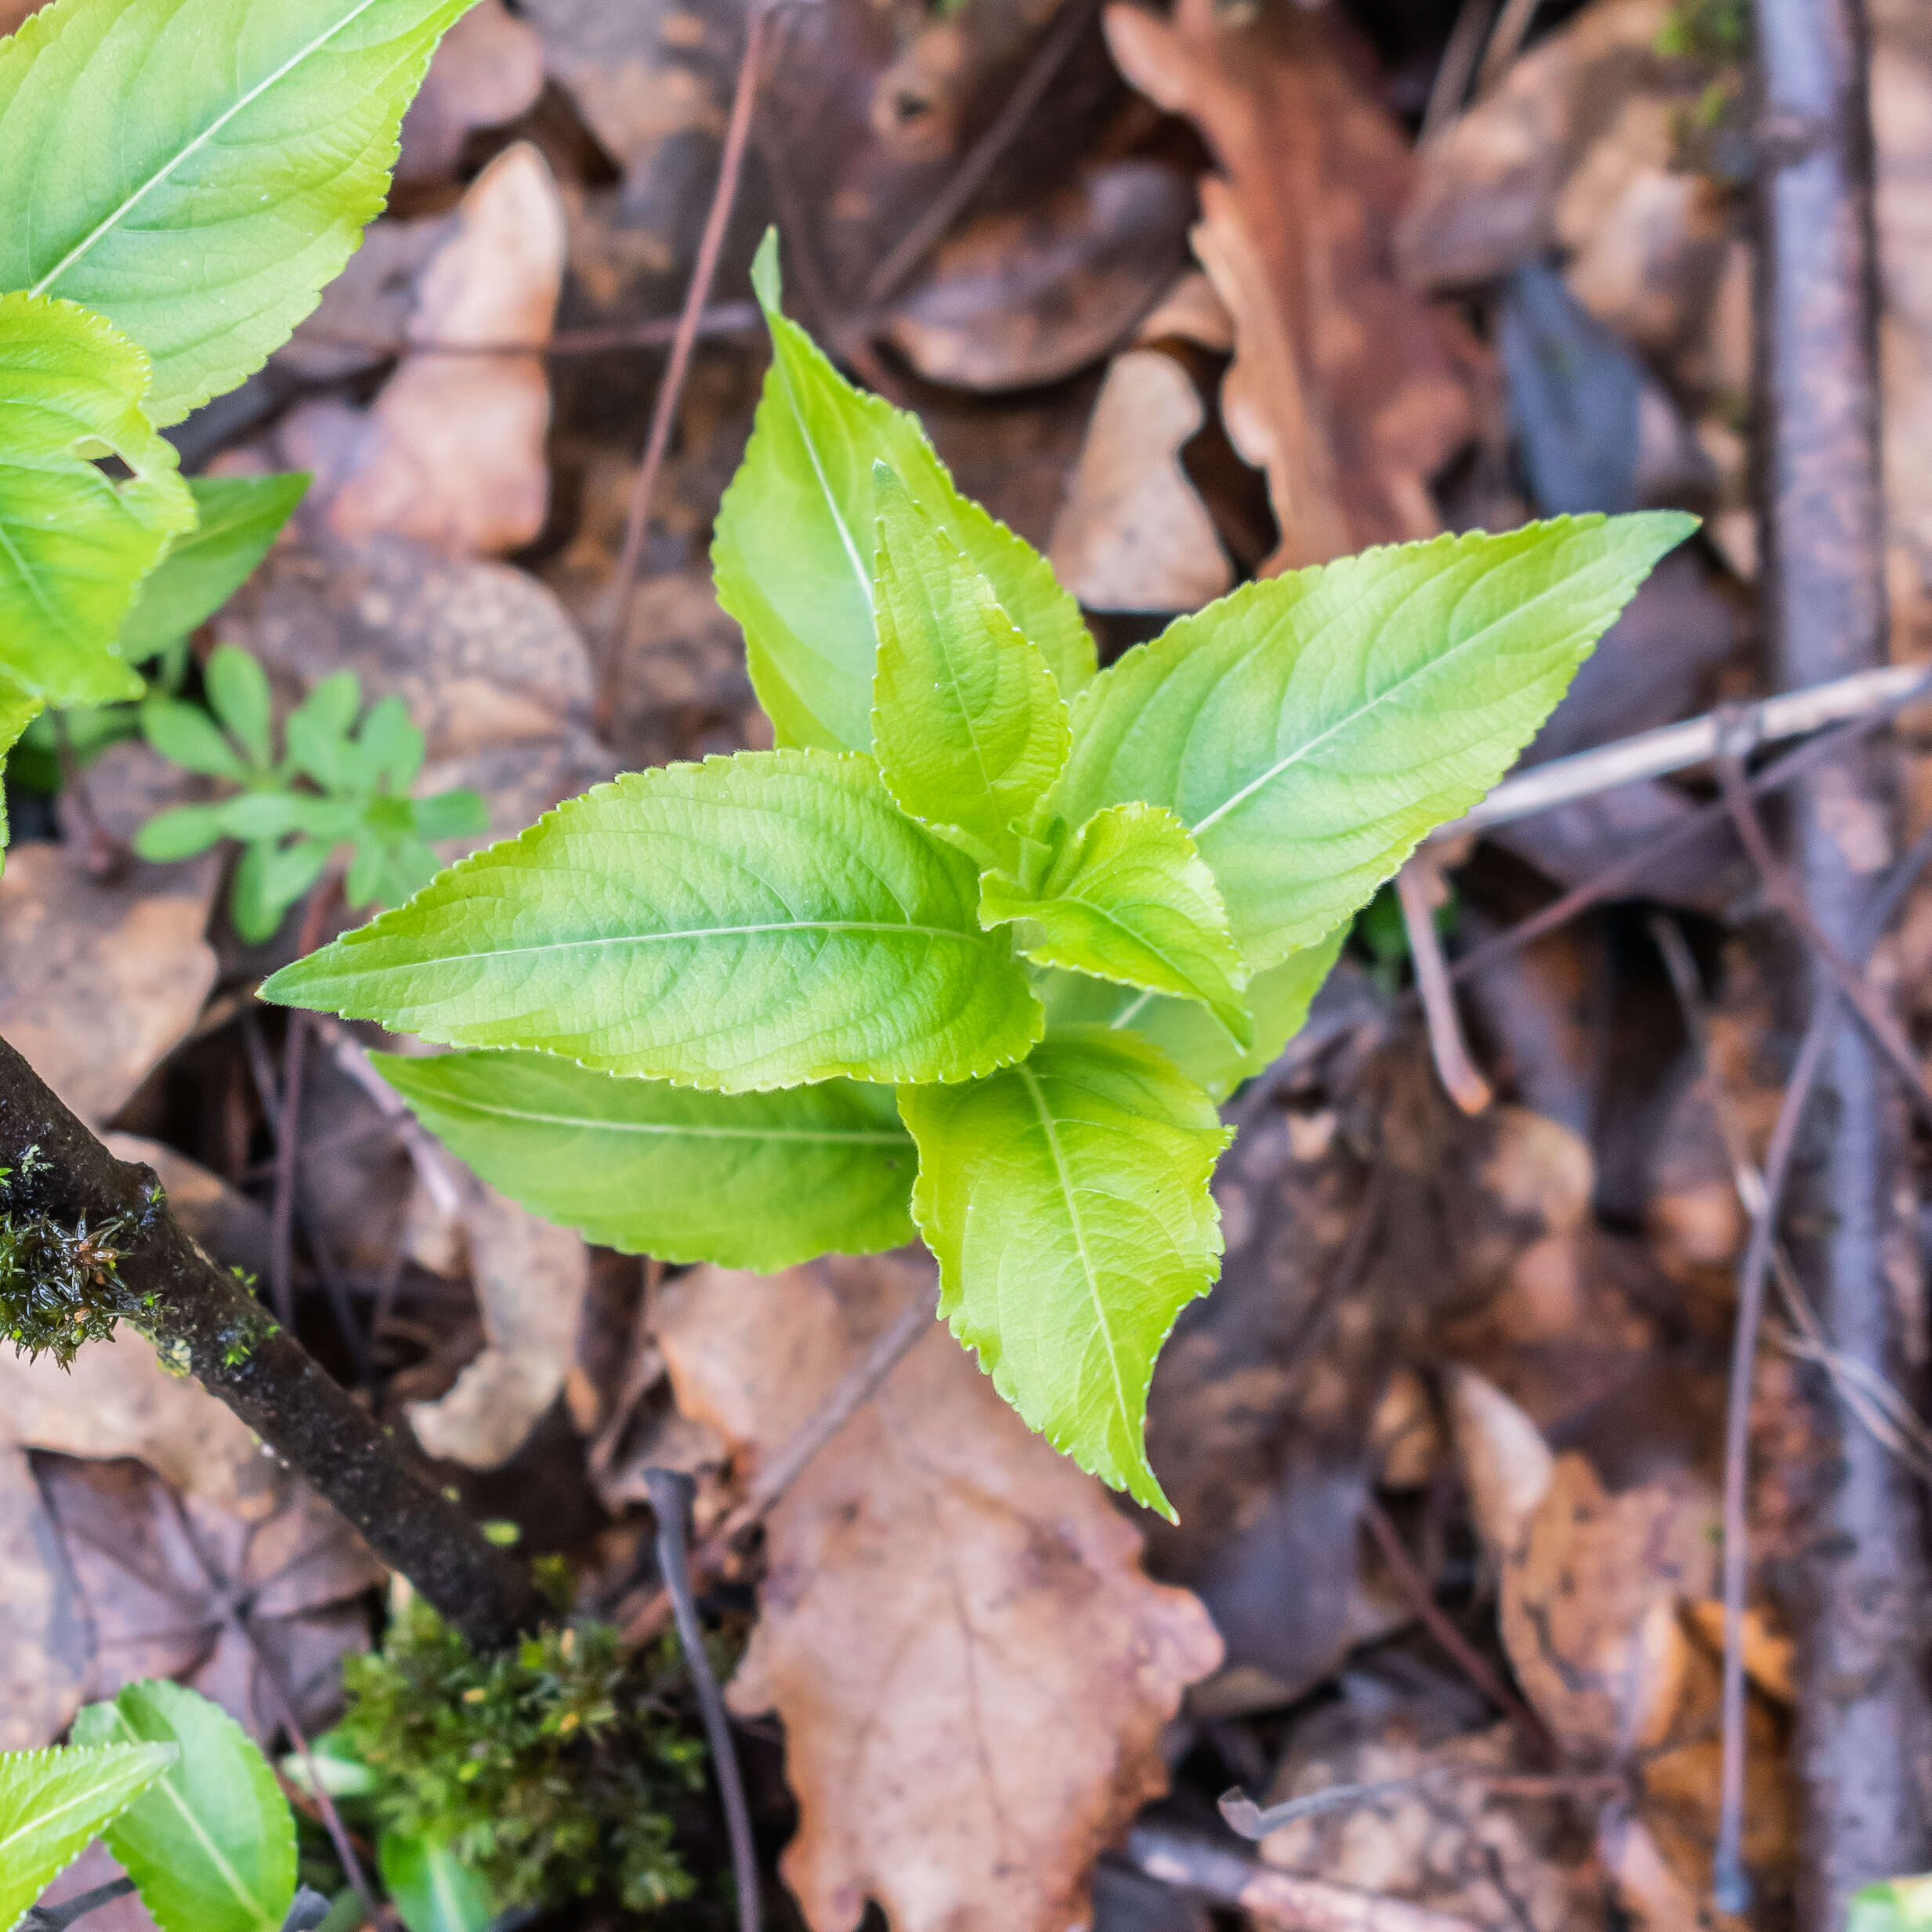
[622,1281,936,1645]
[20,1879,137,1930]
[1716,753,1932,1132]
[599,7,771,732]
[1362,1496,1549,1761]
[294,302,760,360]
[1221,1767,1628,1840]
[1420,0,1497,141]
[643,1468,761,1932]
[1698,821,1932,1911]
[860,0,1105,312]
[1396,857,1492,1113]
[163,1489,384,1927]
[1445,700,1923,993]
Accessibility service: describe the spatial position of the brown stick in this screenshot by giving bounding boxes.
[1749,0,1932,1907]
[598,8,770,732]
[0,1032,548,1655]
[621,1279,935,1647]
[1396,858,1492,1114]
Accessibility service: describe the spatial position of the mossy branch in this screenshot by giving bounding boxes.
[0,1029,548,1654]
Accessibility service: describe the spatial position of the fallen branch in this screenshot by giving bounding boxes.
[1748,0,1932,1907]
[0,1032,548,1655]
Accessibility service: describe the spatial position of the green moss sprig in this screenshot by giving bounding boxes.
[0,1146,154,1366]
[335,1576,707,1916]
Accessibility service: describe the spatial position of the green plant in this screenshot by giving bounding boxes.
[315,1586,704,1925]
[261,233,1695,1514]
[133,642,486,942]
[2,1680,309,1932]
[0,0,476,831]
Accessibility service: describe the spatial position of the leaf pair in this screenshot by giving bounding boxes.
[4,1681,295,1932]
[137,646,486,942]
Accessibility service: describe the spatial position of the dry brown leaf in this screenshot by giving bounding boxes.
[1047,346,1233,611]
[653,1252,1222,1932]
[1445,1366,1555,1562]
[1105,0,1482,570]
[408,1181,590,1470]
[396,0,545,182]
[225,530,616,844]
[881,157,1194,390]
[1502,1449,1718,1763]
[280,143,566,557]
[0,744,218,1127]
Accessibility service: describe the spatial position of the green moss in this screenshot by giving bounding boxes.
[335,1579,706,1916]
[0,1206,149,1366]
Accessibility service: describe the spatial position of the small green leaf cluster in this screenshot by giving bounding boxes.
[327,1589,704,1921]
[0,0,479,841]
[0,1206,146,1367]
[265,233,1694,1514]
[134,643,485,942]
[2,1678,302,1932]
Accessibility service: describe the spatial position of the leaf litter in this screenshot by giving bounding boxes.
[8,0,1932,1923]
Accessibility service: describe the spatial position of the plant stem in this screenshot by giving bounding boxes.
[0,1031,548,1654]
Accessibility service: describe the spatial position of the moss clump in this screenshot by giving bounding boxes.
[336,1577,705,1916]
[0,1207,147,1366]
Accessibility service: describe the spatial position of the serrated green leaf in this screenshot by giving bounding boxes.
[0,293,196,709]
[120,478,309,668]
[356,693,423,791]
[262,750,1044,1091]
[0,1742,176,1931]
[0,0,475,425]
[899,1026,1229,1515]
[713,230,1092,752]
[1039,921,1348,1103]
[869,468,1069,872]
[374,1048,917,1269]
[71,1681,295,1932]
[376,1829,494,1932]
[1050,514,1695,971]
[982,802,1251,1047]
[0,677,42,858]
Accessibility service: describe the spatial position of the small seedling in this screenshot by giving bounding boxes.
[133,644,485,943]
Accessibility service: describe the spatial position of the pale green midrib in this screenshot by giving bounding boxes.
[27,0,393,298]
[1016,1062,1132,1448]
[104,1708,268,1923]
[0,516,72,639]
[772,329,871,628]
[0,1758,155,1854]
[1185,553,1605,843]
[1033,893,1244,1049]
[323,917,982,973]
[429,1844,465,1923]
[415,1095,910,1145]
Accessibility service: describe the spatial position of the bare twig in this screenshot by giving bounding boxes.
[0,1031,548,1652]
[622,1279,936,1646]
[20,1880,136,1930]
[1471,0,1540,95]
[1362,1497,1548,1760]
[599,7,771,733]
[1420,0,1498,141]
[642,1469,761,1932]
[161,1489,382,1927]
[1432,664,1930,842]
[293,303,760,360]
[1715,752,1932,1133]
[1396,857,1492,1114]
[1220,1768,1628,1840]
[1124,1826,1485,1932]
[860,0,1105,312]
[1445,700,1923,993]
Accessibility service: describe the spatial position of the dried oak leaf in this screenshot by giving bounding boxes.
[653,1252,1222,1932]
[280,143,566,558]
[1104,0,1483,570]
